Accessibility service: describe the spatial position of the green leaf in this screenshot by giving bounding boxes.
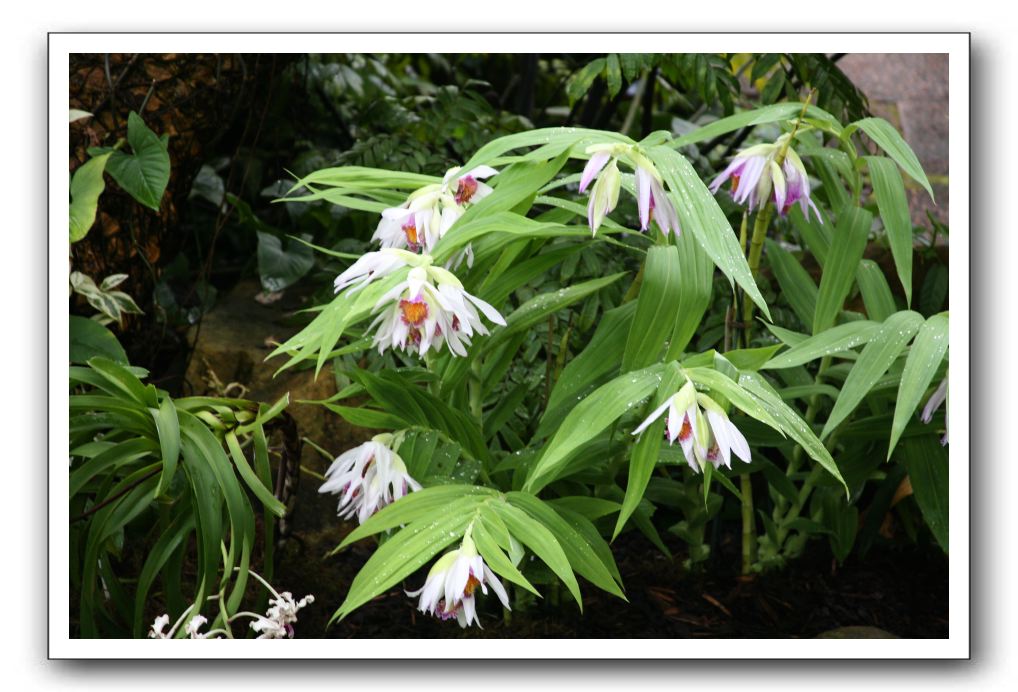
[851,118,934,200]
[540,302,637,437]
[105,112,171,211]
[256,232,314,292]
[670,103,842,148]
[351,370,489,463]
[737,371,846,490]
[269,269,406,376]
[485,272,626,355]
[225,431,286,517]
[820,488,858,562]
[462,127,632,173]
[132,512,194,637]
[665,224,715,358]
[525,364,665,493]
[151,396,180,497]
[605,54,623,98]
[490,501,583,608]
[723,344,784,371]
[471,512,540,596]
[856,259,898,322]
[434,214,579,266]
[338,487,496,549]
[900,436,948,552]
[86,356,157,407]
[821,310,925,438]
[866,156,915,304]
[764,239,818,328]
[334,508,475,620]
[888,313,949,458]
[623,246,681,371]
[813,206,873,334]
[507,492,624,598]
[567,58,607,104]
[69,315,128,364]
[763,320,881,370]
[69,152,112,242]
[650,145,770,320]
[686,367,783,432]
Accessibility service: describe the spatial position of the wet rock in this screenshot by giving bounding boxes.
[816,626,899,639]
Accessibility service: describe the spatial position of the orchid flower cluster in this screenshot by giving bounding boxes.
[318,432,422,524]
[407,530,510,628]
[148,570,313,640]
[632,380,751,472]
[334,248,506,357]
[579,143,681,237]
[373,165,497,267]
[710,133,821,221]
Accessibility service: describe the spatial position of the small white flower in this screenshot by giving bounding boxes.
[249,591,315,638]
[184,614,210,639]
[319,434,422,524]
[367,262,505,357]
[921,377,948,446]
[406,534,510,628]
[148,613,171,639]
[250,614,289,639]
[632,381,751,472]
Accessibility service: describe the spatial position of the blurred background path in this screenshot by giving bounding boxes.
[839,53,949,228]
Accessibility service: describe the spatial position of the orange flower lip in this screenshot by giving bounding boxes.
[401,220,421,251]
[399,297,429,326]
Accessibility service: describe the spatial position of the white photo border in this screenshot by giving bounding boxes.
[49,32,970,659]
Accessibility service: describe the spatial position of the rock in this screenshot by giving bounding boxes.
[816,626,899,639]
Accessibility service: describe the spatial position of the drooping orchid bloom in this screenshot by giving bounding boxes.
[579,143,681,237]
[406,533,511,628]
[368,263,505,357]
[318,434,422,524]
[710,135,821,222]
[373,165,498,264]
[632,381,751,472]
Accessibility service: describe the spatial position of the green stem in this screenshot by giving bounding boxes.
[741,206,773,346]
[736,207,772,573]
[469,359,483,421]
[740,472,756,574]
[620,69,649,137]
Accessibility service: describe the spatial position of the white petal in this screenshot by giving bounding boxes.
[632,398,672,437]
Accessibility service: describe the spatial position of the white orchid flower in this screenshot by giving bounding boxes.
[579,143,681,237]
[319,434,422,524]
[406,533,510,628]
[372,165,498,263]
[632,381,751,472]
[367,262,505,357]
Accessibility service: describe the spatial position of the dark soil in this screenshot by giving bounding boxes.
[274,500,949,640]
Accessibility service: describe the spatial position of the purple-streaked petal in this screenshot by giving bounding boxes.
[579,152,611,193]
